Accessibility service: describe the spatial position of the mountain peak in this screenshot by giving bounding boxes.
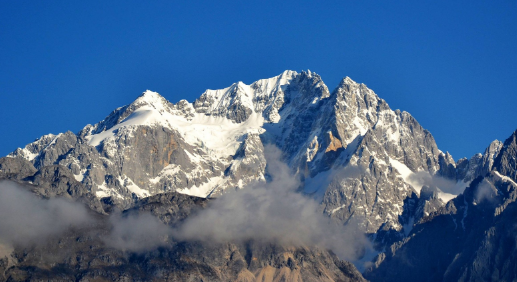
[132,90,168,106]
[126,90,174,116]
[341,76,358,86]
[141,89,161,98]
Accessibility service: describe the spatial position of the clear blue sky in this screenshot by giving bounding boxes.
[1,1,516,160]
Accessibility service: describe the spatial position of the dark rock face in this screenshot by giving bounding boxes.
[494,129,517,182]
[364,129,517,281]
[3,237,366,282]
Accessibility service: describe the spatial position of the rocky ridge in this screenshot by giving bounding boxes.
[364,129,517,281]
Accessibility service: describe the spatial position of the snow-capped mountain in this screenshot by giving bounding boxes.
[6,70,486,237]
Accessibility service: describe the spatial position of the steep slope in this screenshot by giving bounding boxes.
[7,70,465,239]
[364,129,517,281]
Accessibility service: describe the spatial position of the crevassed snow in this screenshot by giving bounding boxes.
[171,112,265,157]
[86,72,293,163]
[200,70,296,118]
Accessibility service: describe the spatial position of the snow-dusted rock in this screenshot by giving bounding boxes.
[6,70,473,235]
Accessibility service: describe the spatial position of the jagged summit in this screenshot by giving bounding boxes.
[193,69,302,123]
[88,70,345,136]
[7,70,488,238]
[493,129,517,182]
[4,70,517,282]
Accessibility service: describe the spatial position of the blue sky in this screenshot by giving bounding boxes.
[1,1,516,159]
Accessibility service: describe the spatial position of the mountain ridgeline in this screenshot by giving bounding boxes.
[1,70,516,281]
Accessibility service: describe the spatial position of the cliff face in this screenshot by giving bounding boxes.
[364,129,517,282]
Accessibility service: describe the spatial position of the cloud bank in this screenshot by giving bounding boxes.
[0,180,92,247]
[0,147,370,260]
[0,181,170,254]
[102,211,173,252]
[173,146,370,260]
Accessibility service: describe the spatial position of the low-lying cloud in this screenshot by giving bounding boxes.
[173,145,370,260]
[0,180,92,247]
[102,211,172,252]
[0,180,169,254]
[409,171,468,196]
[0,146,370,261]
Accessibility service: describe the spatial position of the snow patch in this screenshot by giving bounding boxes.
[149,164,181,184]
[402,216,415,236]
[95,181,123,199]
[119,175,150,198]
[389,157,423,193]
[176,174,226,198]
[306,136,319,162]
[74,169,86,182]
[95,182,110,198]
[494,171,517,186]
[437,191,457,203]
[330,204,347,214]
[19,148,39,161]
